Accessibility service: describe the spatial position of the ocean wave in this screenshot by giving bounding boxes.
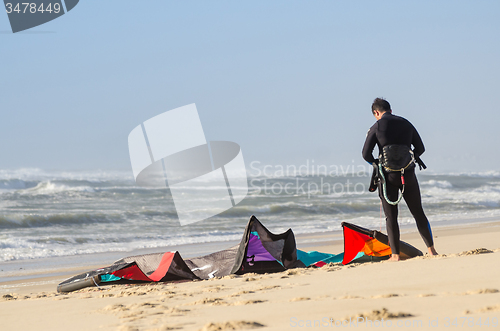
[420,180,453,189]
[22,181,96,195]
[2,168,500,263]
[422,185,500,208]
[0,213,126,229]
[222,199,379,218]
[0,168,134,182]
[1,209,499,262]
[0,231,244,262]
[422,170,500,178]
[0,179,39,191]
[450,171,500,178]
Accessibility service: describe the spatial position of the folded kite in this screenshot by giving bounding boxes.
[57,217,423,292]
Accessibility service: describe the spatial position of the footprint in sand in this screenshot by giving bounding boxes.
[222,274,241,279]
[100,293,114,298]
[337,308,413,321]
[256,285,280,291]
[187,297,227,306]
[1,294,18,301]
[231,300,267,305]
[371,293,401,299]
[200,321,265,331]
[463,289,499,295]
[167,307,190,316]
[54,296,70,300]
[203,286,226,293]
[103,301,170,318]
[228,290,255,297]
[122,311,145,320]
[103,304,130,312]
[289,297,310,302]
[241,273,259,277]
[344,263,362,269]
[458,248,493,256]
[417,293,436,297]
[285,269,306,276]
[116,290,146,297]
[157,324,184,330]
[465,304,500,315]
[116,325,139,331]
[477,304,500,313]
[326,266,344,272]
[127,302,162,309]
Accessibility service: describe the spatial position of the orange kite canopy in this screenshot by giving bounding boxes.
[341,222,423,265]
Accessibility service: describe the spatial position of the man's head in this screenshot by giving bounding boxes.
[371,97,392,120]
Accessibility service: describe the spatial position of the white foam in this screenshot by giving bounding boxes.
[421,180,453,188]
[22,181,95,195]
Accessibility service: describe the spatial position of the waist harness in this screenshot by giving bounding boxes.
[378,145,415,205]
[379,145,415,172]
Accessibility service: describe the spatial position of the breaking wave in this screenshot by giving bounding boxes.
[1,169,500,262]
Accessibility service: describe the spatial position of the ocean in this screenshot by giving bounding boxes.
[1,167,500,264]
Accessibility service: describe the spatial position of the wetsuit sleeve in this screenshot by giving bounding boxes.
[362,124,377,164]
[411,125,425,157]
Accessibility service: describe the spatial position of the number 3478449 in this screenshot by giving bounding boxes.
[5,3,61,14]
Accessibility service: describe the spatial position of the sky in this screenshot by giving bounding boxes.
[1,1,500,174]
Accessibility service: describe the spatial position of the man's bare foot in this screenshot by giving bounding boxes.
[428,246,438,256]
[388,254,400,262]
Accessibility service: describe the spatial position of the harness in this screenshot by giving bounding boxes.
[378,145,416,205]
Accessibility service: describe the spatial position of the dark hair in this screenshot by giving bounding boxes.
[371,98,391,113]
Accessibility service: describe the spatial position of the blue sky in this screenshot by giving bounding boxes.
[1,1,499,173]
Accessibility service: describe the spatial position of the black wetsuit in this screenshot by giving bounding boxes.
[362,112,433,254]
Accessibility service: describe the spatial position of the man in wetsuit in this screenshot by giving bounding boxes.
[362,98,438,261]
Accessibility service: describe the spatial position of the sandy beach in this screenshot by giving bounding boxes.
[1,221,499,331]
[5,1,500,330]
